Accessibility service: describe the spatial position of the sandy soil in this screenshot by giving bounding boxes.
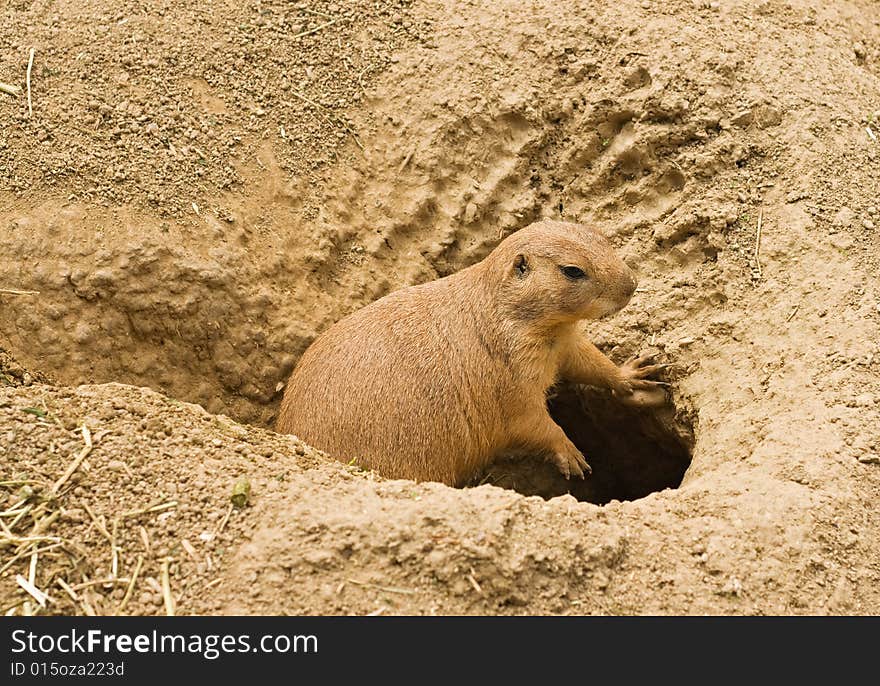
[2,0,880,615]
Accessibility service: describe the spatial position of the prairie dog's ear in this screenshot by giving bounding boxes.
[513,254,529,277]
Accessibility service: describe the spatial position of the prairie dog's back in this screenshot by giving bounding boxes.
[276,266,503,483]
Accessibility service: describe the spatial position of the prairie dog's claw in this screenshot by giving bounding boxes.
[550,446,591,479]
[615,354,670,407]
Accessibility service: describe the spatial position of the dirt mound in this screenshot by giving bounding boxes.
[2,0,880,615]
[0,383,322,616]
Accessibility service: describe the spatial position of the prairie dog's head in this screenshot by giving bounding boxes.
[487,220,637,326]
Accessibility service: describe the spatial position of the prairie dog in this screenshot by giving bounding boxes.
[277,219,663,485]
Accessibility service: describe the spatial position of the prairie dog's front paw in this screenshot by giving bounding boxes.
[613,354,669,407]
[619,354,667,382]
[549,441,591,480]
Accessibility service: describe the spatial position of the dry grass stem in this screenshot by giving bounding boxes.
[51,425,93,495]
[161,559,175,616]
[26,48,35,117]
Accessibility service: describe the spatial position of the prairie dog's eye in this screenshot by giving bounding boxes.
[560,265,587,280]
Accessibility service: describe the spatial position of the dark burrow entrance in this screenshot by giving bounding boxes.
[474,384,695,505]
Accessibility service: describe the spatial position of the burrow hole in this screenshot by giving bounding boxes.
[474,384,695,505]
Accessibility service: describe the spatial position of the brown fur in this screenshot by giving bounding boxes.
[276,220,663,485]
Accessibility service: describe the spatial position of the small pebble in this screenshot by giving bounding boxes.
[62,508,85,523]
[832,206,854,227]
[722,577,743,596]
[830,235,853,250]
[854,392,875,407]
